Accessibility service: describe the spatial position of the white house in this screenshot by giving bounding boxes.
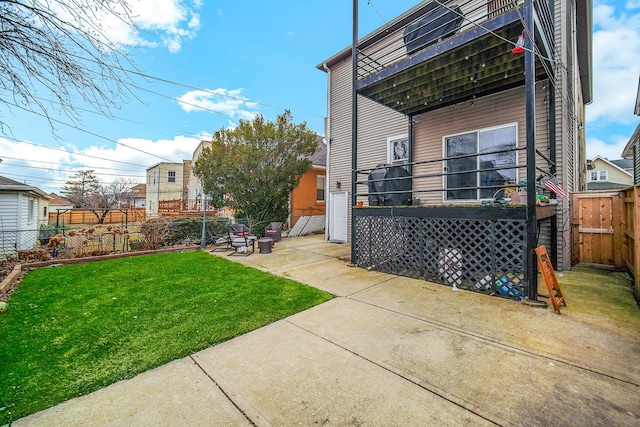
[0,176,50,258]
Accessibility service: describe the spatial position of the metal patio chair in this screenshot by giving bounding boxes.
[226,223,257,256]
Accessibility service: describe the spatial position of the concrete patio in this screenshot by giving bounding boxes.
[14,234,640,426]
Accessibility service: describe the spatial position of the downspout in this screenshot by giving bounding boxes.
[323,62,332,241]
[351,0,358,263]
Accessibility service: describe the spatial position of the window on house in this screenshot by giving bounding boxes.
[43,206,47,217]
[168,171,176,183]
[444,124,517,200]
[589,170,608,181]
[28,199,35,223]
[387,134,409,164]
[317,175,326,202]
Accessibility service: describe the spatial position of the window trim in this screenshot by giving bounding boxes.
[387,134,409,165]
[28,199,35,224]
[442,122,519,202]
[316,175,326,203]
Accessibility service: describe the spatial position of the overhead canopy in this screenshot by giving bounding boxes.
[356,13,548,116]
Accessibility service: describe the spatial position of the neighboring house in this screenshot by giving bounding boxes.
[187,139,212,203]
[318,0,591,299]
[128,183,146,208]
[0,176,50,258]
[289,137,327,230]
[621,76,640,184]
[145,162,185,218]
[48,193,74,211]
[585,156,633,190]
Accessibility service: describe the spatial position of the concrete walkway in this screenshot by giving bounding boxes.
[14,235,640,426]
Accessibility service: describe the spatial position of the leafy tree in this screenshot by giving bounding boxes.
[62,170,133,223]
[0,0,136,133]
[193,111,318,231]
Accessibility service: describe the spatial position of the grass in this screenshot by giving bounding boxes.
[556,266,640,334]
[0,251,333,424]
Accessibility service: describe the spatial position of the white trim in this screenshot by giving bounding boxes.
[387,133,409,164]
[442,122,519,202]
[589,155,633,177]
[316,175,326,202]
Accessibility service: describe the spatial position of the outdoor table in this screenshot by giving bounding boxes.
[258,238,273,254]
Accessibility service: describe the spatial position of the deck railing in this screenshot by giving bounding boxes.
[356,0,555,81]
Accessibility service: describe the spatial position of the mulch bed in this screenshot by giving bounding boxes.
[0,259,20,301]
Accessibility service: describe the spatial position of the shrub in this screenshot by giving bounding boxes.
[163,218,228,246]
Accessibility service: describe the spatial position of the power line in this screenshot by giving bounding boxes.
[367,0,387,24]
[0,155,144,173]
[73,53,303,116]
[29,95,208,139]
[0,135,151,168]
[4,100,176,163]
[0,161,145,179]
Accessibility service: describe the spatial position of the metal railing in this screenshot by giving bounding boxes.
[356,0,555,81]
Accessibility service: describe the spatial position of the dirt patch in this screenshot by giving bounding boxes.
[0,259,22,301]
[0,260,18,283]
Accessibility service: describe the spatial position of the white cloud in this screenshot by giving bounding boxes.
[98,0,202,53]
[0,134,204,193]
[586,134,630,160]
[586,4,640,126]
[176,88,259,120]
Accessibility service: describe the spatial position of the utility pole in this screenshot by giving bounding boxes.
[200,191,207,249]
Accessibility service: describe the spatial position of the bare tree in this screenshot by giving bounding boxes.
[0,0,138,133]
[62,170,134,223]
[85,178,134,224]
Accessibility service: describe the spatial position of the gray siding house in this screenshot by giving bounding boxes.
[318,0,592,300]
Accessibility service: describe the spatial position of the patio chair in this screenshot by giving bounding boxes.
[264,222,283,242]
[226,223,257,256]
[210,234,232,252]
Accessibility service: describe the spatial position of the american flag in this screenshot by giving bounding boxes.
[543,176,565,198]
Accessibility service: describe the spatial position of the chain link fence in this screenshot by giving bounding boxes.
[0,218,234,261]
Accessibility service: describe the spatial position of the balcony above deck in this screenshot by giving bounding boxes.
[355,0,554,116]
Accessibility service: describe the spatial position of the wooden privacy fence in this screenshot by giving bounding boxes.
[571,188,640,300]
[49,208,146,226]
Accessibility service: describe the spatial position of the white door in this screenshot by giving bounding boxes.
[329,192,348,242]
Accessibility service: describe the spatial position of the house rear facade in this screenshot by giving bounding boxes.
[145,162,185,218]
[318,0,592,299]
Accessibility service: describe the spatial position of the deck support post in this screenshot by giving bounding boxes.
[351,0,358,264]
[524,0,538,301]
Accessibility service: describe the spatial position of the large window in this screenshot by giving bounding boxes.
[387,134,409,164]
[168,171,176,183]
[316,175,326,202]
[444,124,517,200]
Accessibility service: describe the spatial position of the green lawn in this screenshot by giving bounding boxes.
[0,251,333,424]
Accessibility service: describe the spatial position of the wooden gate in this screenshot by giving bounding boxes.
[570,191,623,267]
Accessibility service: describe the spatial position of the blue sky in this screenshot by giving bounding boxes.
[0,0,638,193]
